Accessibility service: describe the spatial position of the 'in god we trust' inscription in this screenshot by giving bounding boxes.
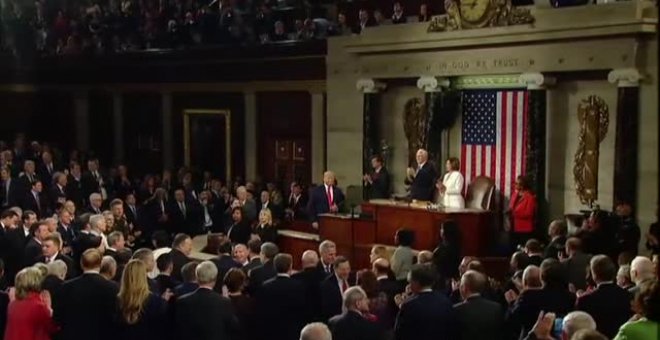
[437,57,527,75]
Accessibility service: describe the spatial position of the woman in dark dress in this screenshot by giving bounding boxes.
[253,208,278,244]
[116,259,168,340]
[432,220,462,289]
[225,268,255,340]
[227,207,252,245]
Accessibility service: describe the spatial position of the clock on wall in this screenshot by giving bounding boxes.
[459,0,496,28]
[427,0,535,33]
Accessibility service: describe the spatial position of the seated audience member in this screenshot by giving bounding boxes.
[225,268,255,340]
[395,264,456,340]
[292,250,327,322]
[614,202,641,257]
[391,228,415,282]
[629,256,655,295]
[432,220,462,286]
[505,251,530,294]
[357,270,391,326]
[173,261,199,298]
[321,256,352,320]
[227,207,252,245]
[256,253,307,340]
[175,261,239,340]
[100,255,118,281]
[328,286,384,340]
[617,264,634,290]
[300,322,332,340]
[243,239,263,274]
[391,2,407,24]
[233,243,250,266]
[318,240,338,276]
[116,259,168,339]
[210,241,241,292]
[4,267,57,340]
[615,280,660,340]
[524,239,544,267]
[507,260,575,338]
[544,219,568,260]
[454,270,504,340]
[253,208,278,244]
[54,249,119,340]
[561,237,592,291]
[42,259,67,309]
[247,242,279,293]
[169,233,192,282]
[576,255,633,338]
[40,233,76,279]
[155,252,180,294]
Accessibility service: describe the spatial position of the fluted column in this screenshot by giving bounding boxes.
[310,91,325,184]
[161,92,174,170]
[520,72,555,233]
[417,76,450,167]
[608,68,641,209]
[356,78,386,199]
[244,91,257,181]
[73,91,90,152]
[112,92,124,163]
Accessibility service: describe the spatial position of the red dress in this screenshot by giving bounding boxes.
[509,190,537,233]
[4,293,58,340]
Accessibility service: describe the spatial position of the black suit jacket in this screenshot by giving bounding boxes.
[256,275,307,340]
[210,254,242,292]
[168,201,202,235]
[292,267,327,322]
[242,257,262,275]
[81,171,105,201]
[65,175,84,207]
[170,249,192,283]
[175,288,239,340]
[286,193,308,220]
[227,221,251,245]
[320,275,345,320]
[506,287,576,339]
[39,253,77,279]
[23,237,42,267]
[308,185,345,222]
[394,291,456,340]
[367,167,391,199]
[3,227,29,284]
[328,310,383,340]
[57,223,76,251]
[576,283,632,339]
[49,184,67,208]
[0,178,22,208]
[54,273,119,340]
[22,191,49,218]
[0,291,8,337]
[454,296,505,340]
[38,163,58,188]
[409,163,437,201]
[247,260,277,294]
[41,274,64,312]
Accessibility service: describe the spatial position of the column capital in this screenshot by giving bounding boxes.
[356,78,386,93]
[416,76,450,92]
[608,68,642,87]
[519,73,556,90]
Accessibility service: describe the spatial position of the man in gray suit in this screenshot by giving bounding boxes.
[561,237,592,291]
[454,270,505,340]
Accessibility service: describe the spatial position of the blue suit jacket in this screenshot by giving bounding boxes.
[308,185,345,222]
[395,291,456,340]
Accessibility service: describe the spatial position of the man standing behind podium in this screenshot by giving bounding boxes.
[363,155,390,199]
[309,171,345,229]
[406,149,437,201]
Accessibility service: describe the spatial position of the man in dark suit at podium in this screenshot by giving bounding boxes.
[406,149,437,201]
[363,155,390,199]
[308,171,345,229]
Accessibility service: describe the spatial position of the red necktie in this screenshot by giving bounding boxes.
[326,186,333,206]
[341,280,348,293]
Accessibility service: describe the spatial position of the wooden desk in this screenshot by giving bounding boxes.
[362,200,494,256]
[318,214,376,270]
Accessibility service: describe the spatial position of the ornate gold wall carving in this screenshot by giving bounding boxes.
[573,95,609,205]
[403,97,427,166]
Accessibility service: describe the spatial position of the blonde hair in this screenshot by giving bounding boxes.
[370,245,389,262]
[259,208,273,225]
[15,267,44,300]
[118,259,150,325]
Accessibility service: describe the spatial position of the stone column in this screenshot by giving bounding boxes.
[310,91,325,184]
[417,76,450,167]
[73,91,90,152]
[112,92,124,163]
[244,91,257,181]
[356,78,386,199]
[520,72,555,233]
[608,68,642,209]
[161,92,174,170]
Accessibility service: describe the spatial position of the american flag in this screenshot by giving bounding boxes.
[460,90,529,199]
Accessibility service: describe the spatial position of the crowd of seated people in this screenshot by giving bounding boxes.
[0,133,658,340]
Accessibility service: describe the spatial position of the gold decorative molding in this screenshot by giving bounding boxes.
[573,96,609,206]
[452,74,523,89]
[428,0,534,33]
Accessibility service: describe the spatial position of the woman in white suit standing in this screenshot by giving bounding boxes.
[436,157,465,209]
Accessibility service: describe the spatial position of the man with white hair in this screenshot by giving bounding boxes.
[293,250,327,321]
[175,260,238,340]
[231,186,257,222]
[328,286,383,339]
[308,171,345,228]
[89,214,108,249]
[87,193,103,214]
[406,149,437,201]
[300,322,332,340]
[629,256,655,295]
[317,240,337,275]
[562,311,597,339]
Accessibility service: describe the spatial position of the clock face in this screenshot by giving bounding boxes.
[459,0,491,26]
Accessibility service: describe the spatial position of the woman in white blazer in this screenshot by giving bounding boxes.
[436,157,465,209]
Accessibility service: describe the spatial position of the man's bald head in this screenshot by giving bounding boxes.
[300,322,332,340]
[301,250,319,268]
[631,256,655,284]
[522,265,542,289]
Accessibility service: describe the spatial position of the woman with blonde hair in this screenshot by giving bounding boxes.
[253,208,278,244]
[116,259,167,339]
[4,267,57,340]
[369,245,389,264]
